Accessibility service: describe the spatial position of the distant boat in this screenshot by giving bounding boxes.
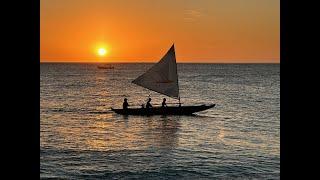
[111,44,215,115]
[97,64,114,69]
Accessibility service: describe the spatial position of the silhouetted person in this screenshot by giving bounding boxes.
[162,98,167,107]
[123,98,129,109]
[146,98,152,109]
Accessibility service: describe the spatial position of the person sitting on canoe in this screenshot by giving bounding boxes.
[162,98,167,108]
[146,98,152,109]
[123,98,129,109]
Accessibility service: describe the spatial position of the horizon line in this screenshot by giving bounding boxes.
[40,61,280,64]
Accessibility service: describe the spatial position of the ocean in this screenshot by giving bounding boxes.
[40,63,280,179]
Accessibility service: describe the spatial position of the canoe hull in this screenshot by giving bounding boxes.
[111,104,215,115]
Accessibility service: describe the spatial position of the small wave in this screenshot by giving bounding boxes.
[49,108,113,114]
[193,114,216,118]
[50,108,74,113]
[88,111,113,114]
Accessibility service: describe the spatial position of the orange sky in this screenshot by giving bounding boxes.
[40,0,279,63]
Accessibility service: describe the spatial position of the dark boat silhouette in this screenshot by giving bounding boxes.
[97,64,114,69]
[112,104,215,115]
[111,44,215,116]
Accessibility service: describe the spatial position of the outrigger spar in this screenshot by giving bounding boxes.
[111,44,215,115]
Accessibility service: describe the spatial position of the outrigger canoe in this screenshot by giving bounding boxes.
[111,44,216,116]
[111,104,215,115]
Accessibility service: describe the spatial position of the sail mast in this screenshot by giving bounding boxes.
[172,44,180,101]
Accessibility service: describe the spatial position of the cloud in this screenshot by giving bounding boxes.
[183,9,203,22]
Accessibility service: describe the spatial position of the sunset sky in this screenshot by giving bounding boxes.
[40,0,279,63]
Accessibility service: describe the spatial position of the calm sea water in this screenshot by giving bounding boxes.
[40,63,280,179]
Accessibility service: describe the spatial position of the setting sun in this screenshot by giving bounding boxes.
[97,48,107,56]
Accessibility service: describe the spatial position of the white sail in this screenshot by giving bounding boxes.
[132,44,180,99]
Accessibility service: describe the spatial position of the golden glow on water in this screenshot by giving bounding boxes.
[43,115,278,156]
[42,114,278,157]
[40,64,279,153]
[217,128,225,140]
[42,114,183,151]
[40,64,280,178]
[87,139,107,150]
